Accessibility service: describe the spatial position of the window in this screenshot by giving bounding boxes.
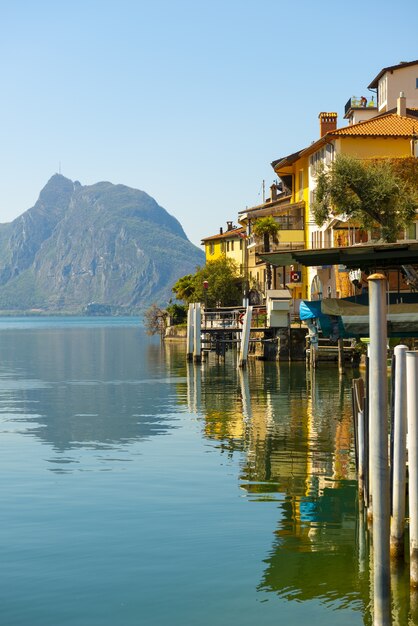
[209,242,214,255]
[416,78,418,89]
[231,240,234,251]
[326,143,334,163]
[239,239,243,250]
[298,170,304,201]
[226,241,230,252]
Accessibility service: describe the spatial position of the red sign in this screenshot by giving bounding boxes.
[290,271,301,283]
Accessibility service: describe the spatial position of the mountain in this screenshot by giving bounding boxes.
[0,175,204,312]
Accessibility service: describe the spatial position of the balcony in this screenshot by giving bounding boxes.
[345,95,377,115]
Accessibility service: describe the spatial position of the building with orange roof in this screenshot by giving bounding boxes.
[271,87,418,302]
[201,221,246,273]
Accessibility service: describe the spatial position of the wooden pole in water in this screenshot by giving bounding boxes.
[356,380,366,504]
[406,351,418,586]
[368,273,391,625]
[193,303,201,364]
[365,348,372,516]
[186,303,194,361]
[338,337,344,375]
[390,345,408,558]
[238,306,252,368]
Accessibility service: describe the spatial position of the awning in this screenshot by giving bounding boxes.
[259,242,418,270]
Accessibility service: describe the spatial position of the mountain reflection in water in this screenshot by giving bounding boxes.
[0,324,180,455]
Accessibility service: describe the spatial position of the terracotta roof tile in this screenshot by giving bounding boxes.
[329,114,418,138]
[201,227,245,242]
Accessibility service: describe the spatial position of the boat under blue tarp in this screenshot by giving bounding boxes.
[300,297,418,338]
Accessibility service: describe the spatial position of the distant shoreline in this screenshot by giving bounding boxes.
[0,311,143,318]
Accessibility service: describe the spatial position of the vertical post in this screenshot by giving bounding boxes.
[186,303,194,362]
[193,302,201,364]
[238,306,253,368]
[368,273,390,625]
[390,345,408,558]
[366,347,371,514]
[338,337,345,375]
[407,351,418,586]
[358,405,366,502]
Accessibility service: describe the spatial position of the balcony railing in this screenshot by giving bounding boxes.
[345,96,376,115]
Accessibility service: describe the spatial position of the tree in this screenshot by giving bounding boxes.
[312,154,418,243]
[172,257,243,307]
[144,304,167,337]
[252,216,280,289]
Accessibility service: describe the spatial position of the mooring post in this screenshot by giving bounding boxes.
[238,306,253,368]
[390,345,408,558]
[406,351,418,586]
[368,273,391,624]
[187,303,195,361]
[338,337,345,375]
[193,303,202,364]
[356,379,366,504]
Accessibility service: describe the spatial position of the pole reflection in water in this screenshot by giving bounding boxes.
[186,360,202,415]
[185,353,418,625]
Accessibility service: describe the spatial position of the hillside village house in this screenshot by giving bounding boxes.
[200,60,418,308]
[201,221,246,273]
[237,184,305,299]
[251,60,418,304]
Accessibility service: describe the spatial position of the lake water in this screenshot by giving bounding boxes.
[0,318,411,625]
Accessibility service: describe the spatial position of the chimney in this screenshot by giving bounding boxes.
[219,227,223,234]
[270,184,278,202]
[319,112,338,137]
[397,91,406,116]
[226,221,233,231]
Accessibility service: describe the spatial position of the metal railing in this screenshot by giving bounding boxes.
[202,306,268,330]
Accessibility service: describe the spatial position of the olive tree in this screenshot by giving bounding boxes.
[312,154,418,243]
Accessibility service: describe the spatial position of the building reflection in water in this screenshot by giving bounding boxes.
[183,352,415,625]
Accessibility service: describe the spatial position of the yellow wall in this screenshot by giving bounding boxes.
[204,240,223,261]
[204,237,245,272]
[292,156,310,249]
[335,137,412,159]
[279,230,304,243]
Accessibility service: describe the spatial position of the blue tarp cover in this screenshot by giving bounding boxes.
[299,300,322,321]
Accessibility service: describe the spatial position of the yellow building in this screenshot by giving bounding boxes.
[201,221,246,274]
[238,184,305,301]
[272,92,418,300]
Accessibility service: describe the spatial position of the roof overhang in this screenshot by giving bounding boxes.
[368,60,418,89]
[259,242,418,270]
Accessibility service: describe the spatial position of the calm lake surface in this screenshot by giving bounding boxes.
[0,317,411,625]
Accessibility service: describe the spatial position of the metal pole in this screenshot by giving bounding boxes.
[407,351,418,586]
[390,345,408,558]
[193,303,201,364]
[368,273,391,625]
[358,405,366,503]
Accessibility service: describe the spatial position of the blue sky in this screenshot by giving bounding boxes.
[1,0,417,246]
